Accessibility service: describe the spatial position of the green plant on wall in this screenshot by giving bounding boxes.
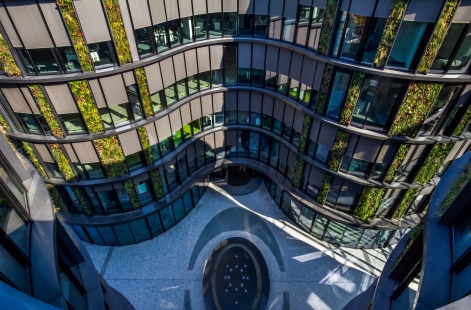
[298,115,311,153]
[316,64,333,114]
[292,158,305,188]
[454,106,471,136]
[0,113,11,133]
[150,169,165,199]
[135,68,153,118]
[0,33,21,76]
[138,126,153,165]
[418,0,460,74]
[49,144,76,182]
[46,184,68,213]
[28,85,64,138]
[354,187,386,220]
[72,187,91,215]
[21,141,47,178]
[317,174,332,205]
[389,82,443,137]
[124,179,140,209]
[373,0,408,69]
[93,136,129,179]
[69,80,104,133]
[340,72,364,125]
[317,0,339,55]
[384,144,410,183]
[328,131,350,171]
[103,0,132,65]
[394,188,419,218]
[415,142,455,185]
[56,0,94,72]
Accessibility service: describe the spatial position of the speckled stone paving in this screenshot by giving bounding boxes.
[83,181,393,310]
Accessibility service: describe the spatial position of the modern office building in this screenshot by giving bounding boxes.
[0,0,469,299]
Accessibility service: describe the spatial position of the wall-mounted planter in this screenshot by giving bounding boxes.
[298,115,311,153]
[414,142,455,185]
[389,82,443,137]
[292,158,305,188]
[69,80,104,134]
[328,130,350,171]
[417,0,460,74]
[340,72,364,125]
[49,144,76,182]
[56,0,94,72]
[28,85,64,138]
[317,0,339,55]
[317,174,332,205]
[46,184,68,213]
[394,188,419,218]
[354,187,386,221]
[22,141,47,178]
[454,106,471,136]
[72,187,91,215]
[137,126,153,165]
[0,113,11,132]
[93,136,129,179]
[135,68,153,118]
[0,34,21,76]
[103,0,132,65]
[150,169,165,199]
[124,179,140,209]
[384,144,411,184]
[316,64,333,114]
[373,0,409,69]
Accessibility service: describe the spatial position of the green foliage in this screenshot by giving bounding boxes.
[49,144,76,182]
[28,85,64,138]
[293,158,305,188]
[316,64,333,114]
[0,33,21,76]
[135,68,153,118]
[150,169,165,199]
[394,188,419,218]
[298,115,311,153]
[317,174,332,205]
[374,0,408,69]
[93,136,129,179]
[415,142,455,185]
[440,160,471,216]
[124,179,140,209]
[418,0,459,73]
[354,187,387,221]
[56,0,94,72]
[0,113,11,132]
[317,0,339,55]
[389,82,443,137]
[454,106,471,136]
[340,72,364,125]
[384,144,410,183]
[328,131,350,171]
[69,80,104,133]
[138,126,153,165]
[46,184,68,213]
[21,141,47,178]
[103,0,132,65]
[72,187,91,215]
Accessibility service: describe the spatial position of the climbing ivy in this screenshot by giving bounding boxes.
[72,188,91,215]
[292,158,305,188]
[93,136,129,179]
[354,187,386,221]
[340,72,364,125]
[454,106,471,136]
[317,174,332,205]
[0,33,21,76]
[298,115,311,153]
[316,64,333,114]
[414,142,455,185]
[49,144,76,182]
[46,184,68,213]
[327,131,350,171]
[29,85,64,137]
[135,68,153,118]
[69,80,104,134]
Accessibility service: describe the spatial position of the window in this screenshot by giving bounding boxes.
[269,16,282,40]
[108,104,130,127]
[0,197,28,254]
[134,27,153,58]
[188,75,199,94]
[181,17,194,43]
[238,14,253,36]
[136,180,153,206]
[239,68,251,85]
[315,144,329,164]
[347,158,370,177]
[115,187,132,211]
[449,27,471,73]
[325,71,351,120]
[339,15,367,61]
[252,68,264,87]
[160,205,176,231]
[194,14,208,40]
[177,156,188,181]
[238,111,249,125]
[164,85,177,107]
[83,163,105,179]
[154,23,169,52]
[430,23,468,72]
[387,21,428,70]
[126,84,144,121]
[209,13,223,38]
[262,114,272,131]
[125,152,144,171]
[212,69,223,86]
[159,137,173,157]
[88,41,115,69]
[173,129,184,148]
[361,18,387,64]
[57,47,81,73]
[165,165,178,190]
[96,190,119,213]
[223,12,238,36]
[331,12,347,57]
[254,15,268,38]
[27,48,60,74]
[60,113,87,135]
[167,19,182,47]
[283,18,296,42]
[199,71,211,90]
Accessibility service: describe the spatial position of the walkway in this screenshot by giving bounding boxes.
[83,180,393,310]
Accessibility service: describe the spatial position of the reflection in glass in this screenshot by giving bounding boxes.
[326,71,351,121]
[223,12,238,36]
[126,84,143,120]
[137,181,152,206]
[173,198,185,222]
[167,19,182,47]
[331,12,347,57]
[212,69,223,86]
[430,23,467,71]
[361,18,387,64]
[269,17,282,40]
[129,219,151,242]
[109,103,130,127]
[199,71,211,90]
[449,27,471,72]
[59,266,86,309]
[16,48,35,74]
[88,41,114,69]
[125,151,143,171]
[57,47,81,72]
[113,224,135,245]
[0,197,28,253]
[188,75,199,94]
[283,18,296,42]
[339,15,367,60]
[238,15,253,36]
[254,15,268,37]
[208,13,223,38]
[194,14,208,40]
[28,48,59,74]
[134,27,152,58]
[181,17,193,43]
[387,21,427,70]
[154,23,169,52]
[315,144,329,164]
[96,190,118,213]
[115,187,131,211]
[60,113,87,135]
[165,85,177,106]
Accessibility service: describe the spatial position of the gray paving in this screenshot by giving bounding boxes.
[84,181,393,310]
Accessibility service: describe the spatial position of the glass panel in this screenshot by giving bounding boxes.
[16,48,35,74]
[165,165,178,190]
[315,144,329,164]
[84,163,105,179]
[339,15,367,60]
[209,13,223,38]
[46,162,63,178]
[299,206,314,232]
[288,199,302,223]
[201,115,213,130]
[194,14,208,40]
[191,119,201,135]
[177,157,188,181]
[98,107,114,129]
[126,84,143,120]
[60,113,87,135]
[254,15,268,37]
[340,226,363,247]
[449,27,471,72]
[226,110,237,125]
[97,226,118,246]
[269,140,279,167]
[84,187,103,213]
[85,227,104,245]
[262,114,272,131]
[160,205,176,231]
[451,262,471,302]
[213,112,224,126]
[147,214,163,237]
[109,103,130,127]
[59,266,86,310]
[129,219,151,243]
[239,14,253,36]
[0,198,28,254]
[259,134,269,163]
[0,165,26,208]
[167,19,182,47]
[224,46,237,84]
[273,119,282,135]
[188,74,199,94]
[135,27,152,58]
[65,186,84,212]
[57,47,81,72]
[28,48,59,74]
[16,113,41,134]
[212,69,224,86]
[181,16,193,43]
[173,129,184,148]
[361,18,387,64]
[88,41,114,69]
[249,132,260,159]
[238,68,251,85]
[137,180,153,206]
[165,85,177,106]
[96,190,119,213]
[238,111,249,125]
[199,71,211,90]
[115,187,132,211]
[326,71,351,121]
[238,130,249,157]
[154,23,169,52]
[73,226,90,243]
[387,21,427,70]
[311,215,328,239]
[283,18,296,43]
[357,229,378,248]
[348,158,369,176]
[173,198,185,222]
[125,152,143,171]
[331,12,347,57]
[183,191,193,214]
[192,185,200,205]
[159,137,173,157]
[453,210,471,260]
[430,23,467,71]
[113,224,135,245]
[282,124,292,141]
[324,221,347,245]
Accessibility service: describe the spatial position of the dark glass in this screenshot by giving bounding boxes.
[125,152,144,171]
[283,18,296,42]
[223,12,238,36]
[282,124,292,141]
[262,114,272,131]
[188,75,199,94]
[254,15,268,37]
[387,21,427,70]
[239,14,253,36]
[88,41,114,69]
[17,113,41,134]
[277,75,288,94]
[167,19,182,47]
[361,18,387,64]
[159,170,169,194]
[134,27,153,58]
[315,144,329,164]
[84,163,105,179]
[165,165,178,190]
[60,113,87,135]
[226,110,237,124]
[96,190,119,213]
[0,198,28,253]
[150,89,164,114]
[237,131,249,157]
[136,180,153,206]
[250,112,261,127]
[326,71,351,120]
[430,23,467,71]
[177,156,188,181]
[85,227,104,245]
[147,213,163,237]
[238,68,251,85]
[57,47,81,72]
[65,186,85,213]
[165,85,177,106]
[154,23,170,52]
[449,27,471,72]
[173,198,186,222]
[331,12,347,57]
[348,158,369,176]
[97,227,118,245]
[194,14,208,40]
[160,205,176,230]
[289,80,299,99]
[249,132,260,159]
[237,111,249,125]
[181,16,193,43]
[212,69,223,86]
[191,119,201,135]
[292,131,300,148]
[16,48,35,74]
[273,119,282,135]
[126,84,144,120]
[84,187,103,213]
[199,71,211,90]
[201,115,213,130]
[129,219,151,243]
[113,224,135,245]
[28,48,60,74]
[269,140,279,167]
[115,187,132,211]
[265,72,277,90]
[208,13,223,38]
[58,266,86,309]
[259,135,270,163]
[311,215,328,239]
[339,15,367,60]
[451,263,471,302]
[251,68,264,87]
